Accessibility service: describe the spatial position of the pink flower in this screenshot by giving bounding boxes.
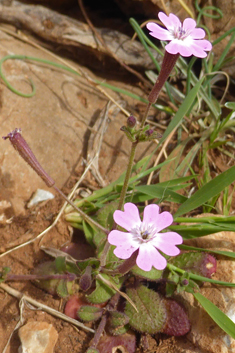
[108,203,183,272]
[146,12,212,58]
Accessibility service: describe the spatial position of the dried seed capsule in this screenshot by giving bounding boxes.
[3,128,55,187]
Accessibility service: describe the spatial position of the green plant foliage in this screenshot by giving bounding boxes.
[131,265,163,281]
[175,165,235,217]
[125,284,166,334]
[193,292,235,339]
[77,305,103,322]
[86,274,123,304]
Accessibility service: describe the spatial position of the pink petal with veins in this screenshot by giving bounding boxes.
[113,203,141,231]
[183,18,197,31]
[137,243,167,271]
[159,12,181,30]
[146,22,173,40]
[143,204,173,231]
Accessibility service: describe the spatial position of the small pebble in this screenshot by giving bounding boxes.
[18,321,58,353]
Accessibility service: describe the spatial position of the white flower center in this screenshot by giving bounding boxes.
[172,25,188,40]
[131,223,157,244]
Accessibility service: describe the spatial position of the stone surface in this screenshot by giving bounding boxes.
[18,321,58,353]
[0,29,149,216]
[178,215,235,353]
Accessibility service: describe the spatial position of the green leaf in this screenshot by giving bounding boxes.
[86,274,123,304]
[193,292,235,339]
[180,244,235,260]
[125,284,166,334]
[225,102,235,110]
[82,220,97,247]
[174,165,235,217]
[56,280,69,298]
[55,256,66,273]
[77,305,102,322]
[131,265,163,281]
[134,185,187,204]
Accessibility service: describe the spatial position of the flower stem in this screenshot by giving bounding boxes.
[5,273,77,282]
[117,141,138,211]
[100,142,137,267]
[140,102,152,129]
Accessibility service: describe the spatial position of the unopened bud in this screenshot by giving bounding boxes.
[145,129,154,136]
[127,115,137,128]
[79,266,92,292]
[181,279,189,286]
[3,128,55,187]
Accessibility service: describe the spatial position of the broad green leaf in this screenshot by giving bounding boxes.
[193,292,235,339]
[125,284,166,334]
[174,165,235,217]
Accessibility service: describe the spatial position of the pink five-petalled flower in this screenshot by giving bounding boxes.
[108,203,183,272]
[147,12,212,58]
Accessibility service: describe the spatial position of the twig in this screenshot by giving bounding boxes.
[0,283,95,333]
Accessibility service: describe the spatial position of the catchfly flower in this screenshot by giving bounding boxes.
[147,12,212,58]
[108,203,183,272]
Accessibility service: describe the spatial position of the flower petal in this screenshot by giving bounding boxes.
[151,231,183,255]
[159,12,181,30]
[113,203,141,231]
[146,22,173,41]
[143,204,173,231]
[183,18,196,32]
[108,230,132,246]
[137,243,167,271]
[190,28,206,39]
[165,40,193,56]
[113,243,138,259]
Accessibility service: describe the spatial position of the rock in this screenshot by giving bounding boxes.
[18,321,58,353]
[27,189,54,208]
[0,28,136,216]
[179,215,235,353]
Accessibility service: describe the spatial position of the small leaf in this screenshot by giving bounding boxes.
[125,284,166,334]
[225,102,235,110]
[77,305,103,322]
[162,299,190,336]
[86,274,123,304]
[55,256,66,273]
[97,201,119,229]
[168,252,217,278]
[56,280,69,298]
[131,265,163,281]
[97,331,136,353]
[108,311,130,330]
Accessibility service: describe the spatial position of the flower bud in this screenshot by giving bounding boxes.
[79,266,92,292]
[145,129,154,136]
[127,115,137,128]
